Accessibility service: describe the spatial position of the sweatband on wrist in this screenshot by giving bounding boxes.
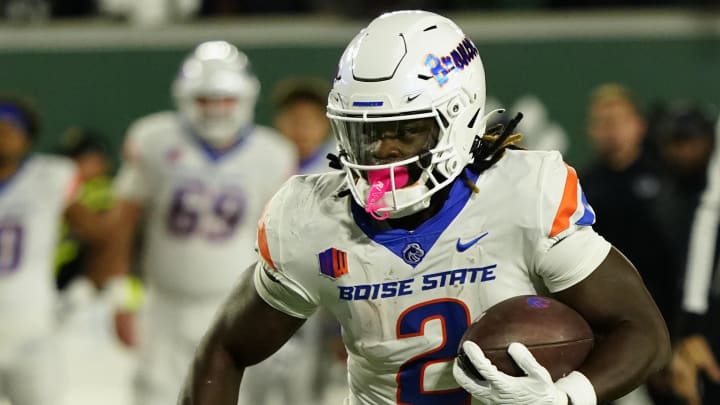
[105,275,144,312]
[555,371,596,405]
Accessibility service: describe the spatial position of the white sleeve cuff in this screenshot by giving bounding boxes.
[555,371,596,405]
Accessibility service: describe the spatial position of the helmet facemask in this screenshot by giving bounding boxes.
[178,95,252,147]
[332,111,461,219]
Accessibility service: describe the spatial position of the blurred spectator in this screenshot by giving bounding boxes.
[200,0,313,15]
[581,84,676,318]
[2,0,710,22]
[579,84,680,404]
[649,102,716,272]
[50,0,96,17]
[672,110,720,405]
[0,94,110,405]
[641,102,717,405]
[547,0,684,8]
[98,0,200,25]
[272,77,335,174]
[2,0,49,23]
[104,40,297,405]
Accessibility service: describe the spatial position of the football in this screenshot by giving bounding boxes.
[457,295,594,381]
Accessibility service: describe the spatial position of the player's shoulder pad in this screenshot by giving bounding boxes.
[250,124,298,156]
[264,172,346,226]
[32,153,76,175]
[491,149,565,193]
[122,111,179,162]
[124,111,179,145]
[531,151,587,238]
[258,172,346,269]
[30,153,77,187]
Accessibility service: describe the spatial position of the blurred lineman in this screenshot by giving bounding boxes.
[0,96,108,405]
[674,113,720,405]
[180,11,669,405]
[107,41,297,405]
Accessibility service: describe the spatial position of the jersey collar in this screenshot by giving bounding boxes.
[351,168,479,268]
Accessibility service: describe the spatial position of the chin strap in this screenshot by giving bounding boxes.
[326,152,344,170]
[327,152,353,199]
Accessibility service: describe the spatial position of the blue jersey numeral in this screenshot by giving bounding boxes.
[396,299,471,405]
[0,220,23,274]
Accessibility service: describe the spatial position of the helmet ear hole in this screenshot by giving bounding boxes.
[447,98,463,118]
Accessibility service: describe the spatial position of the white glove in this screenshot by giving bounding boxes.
[453,341,568,405]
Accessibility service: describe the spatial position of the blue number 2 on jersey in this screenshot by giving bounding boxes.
[396,298,471,405]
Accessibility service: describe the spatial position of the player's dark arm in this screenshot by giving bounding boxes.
[554,246,671,402]
[67,200,143,287]
[178,263,305,405]
[64,200,116,245]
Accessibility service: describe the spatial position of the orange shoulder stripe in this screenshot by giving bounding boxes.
[549,165,578,237]
[257,219,276,270]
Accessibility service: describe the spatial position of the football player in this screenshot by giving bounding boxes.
[178,11,670,405]
[106,41,297,405]
[0,95,109,405]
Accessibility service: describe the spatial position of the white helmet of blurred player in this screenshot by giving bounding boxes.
[327,10,488,219]
[173,41,260,147]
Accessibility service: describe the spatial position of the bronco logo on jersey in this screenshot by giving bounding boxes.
[424,37,479,86]
[318,247,349,279]
[402,242,425,265]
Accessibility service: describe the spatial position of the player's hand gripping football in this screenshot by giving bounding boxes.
[453,341,570,405]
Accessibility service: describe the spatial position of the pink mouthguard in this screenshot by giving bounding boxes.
[365,167,409,220]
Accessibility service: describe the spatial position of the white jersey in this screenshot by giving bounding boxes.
[0,155,77,349]
[255,150,610,405]
[683,116,720,314]
[115,111,297,298]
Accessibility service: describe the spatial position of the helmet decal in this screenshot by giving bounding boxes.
[425,38,480,86]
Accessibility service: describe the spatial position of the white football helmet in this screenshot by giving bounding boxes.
[172,40,260,146]
[327,10,488,219]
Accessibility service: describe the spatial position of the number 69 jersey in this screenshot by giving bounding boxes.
[254,150,611,405]
[115,111,297,297]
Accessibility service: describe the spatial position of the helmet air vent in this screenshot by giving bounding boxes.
[467,108,481,129]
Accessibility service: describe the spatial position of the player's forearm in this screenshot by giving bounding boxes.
[65,202,113,243]
[178,342,244,405]
[579,317,671,402]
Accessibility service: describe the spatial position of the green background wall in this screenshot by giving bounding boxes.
[1,35,719,167]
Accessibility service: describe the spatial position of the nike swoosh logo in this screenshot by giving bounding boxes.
[456,232,489,252]
[406,93,421,103]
